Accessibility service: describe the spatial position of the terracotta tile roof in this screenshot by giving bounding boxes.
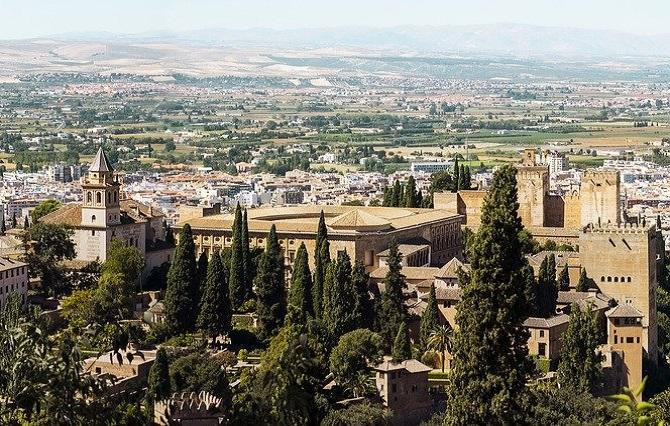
[179,205,462,235]
[40,203,82,227]
[377,244,430,258]
[369,266,440,281]
[523,314,570,328]
[526,250,580,269]
[606,304,643,318]
[328,209,391,231]
[373,356,432,373]
[435,257,470,279]
[432,287,462,301]
[0,257,26,271]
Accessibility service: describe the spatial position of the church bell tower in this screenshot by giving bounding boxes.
[81,147,121,228]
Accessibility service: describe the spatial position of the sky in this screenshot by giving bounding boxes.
[0,0,667,39]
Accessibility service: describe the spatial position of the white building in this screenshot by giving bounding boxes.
[410,161,453,174]
[0,258,28,308]
[543,151,569,174]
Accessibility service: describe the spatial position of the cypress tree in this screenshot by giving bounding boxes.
[558,264,570,291]
[463,166,472,190]
[23,216,29,229]
[420,283,440,351]
[392,321,412,362]
[313,212,328,319]
[147,348,171,401]
[557,304,604,393]
[242,209,253,297]
[197,253,232,339]
[229,204,246,310]
[392,180,402,207]
[536,255,558,318]
[11,212,16,228]
[197,251,209,285]
[322,251,356,341]
[377,239,407,348]
[287,243,312,323]
[452,158,460,192]
[314,238,330,320]
[351,260,374,330]
[382,187,392,207]
[404,176,418,207]
[458,164,466,190]
[255,225,286,340]
[445,165,535,424]
[0,218,5,235]
[164,223,198,334]
[576,268,590,292]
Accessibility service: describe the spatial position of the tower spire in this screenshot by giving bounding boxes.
[90,146,113,173]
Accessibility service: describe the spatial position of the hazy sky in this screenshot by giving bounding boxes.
[1,0,667,39]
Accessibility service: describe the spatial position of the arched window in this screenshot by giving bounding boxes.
[627,277,632,282]
[114,191,118,203]
[87,192,92,203]
[91,215,96,222]
[621,277,625,283]
[601,276,605,282]
[96,192,102,204]
[607,276,612,282]
[107,192,111,203]
[614,277,619,282]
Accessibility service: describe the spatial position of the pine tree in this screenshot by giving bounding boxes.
[287,243,312,323]
[392,180,402,207]
[255,225,286,340]
[558,264,570,291]
[576,268,590,292]
[322,251,356,342]
[557,304,604,393]
[392,321,412,362]
[164,223,199,334]
[147,348,171,401]
[351,260,374,329]
[197,253,232,340]
[452,158,460,192]
[445,165,535,424]
[404,176,418,207]
[420,283,440,351]
[377,239,407,348]
[229,204,246,310]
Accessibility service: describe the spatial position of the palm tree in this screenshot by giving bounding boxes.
[428,324,453,373]
[346,371,377,398]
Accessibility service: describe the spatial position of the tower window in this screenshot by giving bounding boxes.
[96,192,102,204]
[107,192,111,203]
[87,192,92,203]
[91,215,96,222]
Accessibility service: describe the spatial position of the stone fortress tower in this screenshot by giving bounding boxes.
[579,170,621,227]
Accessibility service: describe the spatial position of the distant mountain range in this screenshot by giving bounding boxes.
[48,23,670,59]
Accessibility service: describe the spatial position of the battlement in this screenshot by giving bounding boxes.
[154,391,225,424]
[582,222,655,235]
[582,169,620,180]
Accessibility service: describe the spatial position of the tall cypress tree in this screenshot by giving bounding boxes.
[452,158,460,192]
[0,218,5,235]
[458,164,466,190]
[197,251,209,286]
[255,225,286,340]
[392,321,412,362]
[288,243,312,323]
[164,223,198,334]
[351,260,374,330]
[445,165,535,424]
[322,251,356,342]
[576,268,590,292]
[420,283,440,351]
[463,166,472,190]
[535,255,558,318]
[404,176,418,207]
[242,209,253,298]
[147,348,171,402]
[229,204,246,310]
[197,253,232,339]
[313,212,328,319]
[558,264,570,291]
[377,239,407,348]
[392,180,402,207]
[557,304,604,393]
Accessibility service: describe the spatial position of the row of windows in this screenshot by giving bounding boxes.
[0,267,25,279]
[601,276,632,283]
[613,335,640,344]
[86,190,118,205]
[197,235,299,246]
[0,281,26,295]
